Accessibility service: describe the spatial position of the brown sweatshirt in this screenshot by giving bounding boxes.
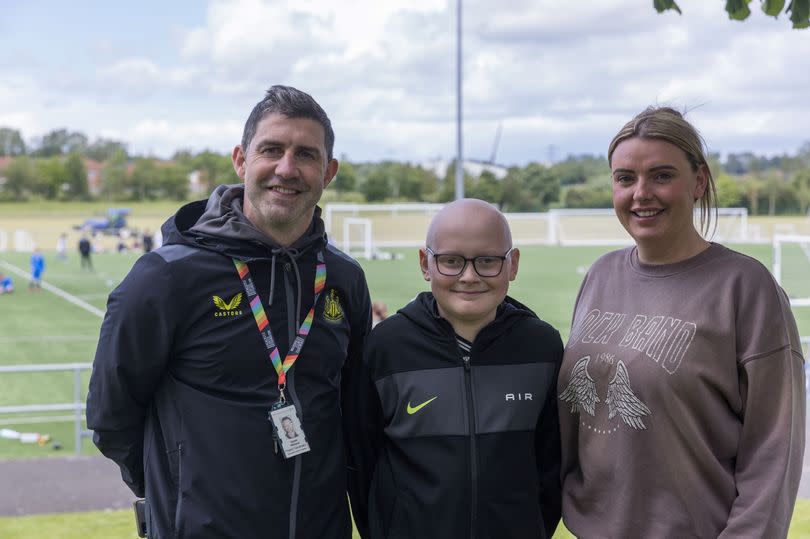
[558,243,805,539]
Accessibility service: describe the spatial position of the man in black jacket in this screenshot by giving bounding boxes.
[344,198,563,539]
[87,85,372,539]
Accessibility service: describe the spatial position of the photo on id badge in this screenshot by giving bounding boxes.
[270,406,311,458]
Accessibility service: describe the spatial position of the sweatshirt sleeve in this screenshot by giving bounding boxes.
[343,336,385,539]
[85,253,177,497]
[535,329,563,538]
[719,289,805,538]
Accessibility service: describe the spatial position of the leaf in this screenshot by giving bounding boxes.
[761,0,786,16]
[726,0,753,20]
[788,0,810,27]
[653,0,682,14]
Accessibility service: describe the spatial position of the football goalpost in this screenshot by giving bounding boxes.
[0,229,35,252]
[324,204,751,257]
[772,235,810,307]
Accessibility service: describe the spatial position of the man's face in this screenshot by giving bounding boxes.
[419,211,519,331]
[233,113,338,241]
[282,418,295,436]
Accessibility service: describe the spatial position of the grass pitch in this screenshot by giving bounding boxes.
[1,222,810,536]
[3,500,810,538]
[1,242,809,458]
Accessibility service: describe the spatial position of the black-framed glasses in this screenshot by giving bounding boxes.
[425,247,513,277]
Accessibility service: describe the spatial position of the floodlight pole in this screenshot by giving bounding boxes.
[454,0,464,200]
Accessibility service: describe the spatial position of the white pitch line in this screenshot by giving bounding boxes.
[0,260,105,319]
[0,335,98,344]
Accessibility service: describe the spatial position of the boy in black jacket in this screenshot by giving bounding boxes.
[345,198,563,539]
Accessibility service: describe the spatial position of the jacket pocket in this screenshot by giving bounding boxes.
[167,442,184,538]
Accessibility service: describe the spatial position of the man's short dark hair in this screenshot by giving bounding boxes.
[241,85,335,160]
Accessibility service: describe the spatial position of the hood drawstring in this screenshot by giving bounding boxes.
[267,246,304,329]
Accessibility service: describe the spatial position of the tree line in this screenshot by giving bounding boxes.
[1,126,810,215]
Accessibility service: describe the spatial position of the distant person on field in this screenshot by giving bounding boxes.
[558,106,805,538]
[0,274,13,294]
[142,230,154,253]
[56,233,67,261]
[78,235,92,270]
[29,248,45,291]
[371,301,388,327]
[345,198,563,539]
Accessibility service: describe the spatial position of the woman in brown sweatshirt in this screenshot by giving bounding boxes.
[558,106,805,538]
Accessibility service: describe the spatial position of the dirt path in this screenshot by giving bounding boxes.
[2,452,810,518]
[0,456,133,516]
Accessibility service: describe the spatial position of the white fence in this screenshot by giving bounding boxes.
[0,363,92,456]
[0,229,35,252]
[2,339,810,459]
[324,204,756,252]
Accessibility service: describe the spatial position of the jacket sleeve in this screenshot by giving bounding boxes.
[719,290,805,538]
[85,254,176,497]
[535,329,563,539]
[340,274,378,538]
[343,335,385,539]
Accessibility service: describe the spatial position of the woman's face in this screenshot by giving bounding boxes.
[611,137,707,260]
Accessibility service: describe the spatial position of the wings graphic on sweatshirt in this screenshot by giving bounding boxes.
[559,356,651,430]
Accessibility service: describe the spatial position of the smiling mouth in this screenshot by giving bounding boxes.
[632,209,663,218]
[269,186,300,195]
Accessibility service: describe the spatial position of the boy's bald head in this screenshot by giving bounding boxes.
[426,199,512,251]
[420,198,519,340]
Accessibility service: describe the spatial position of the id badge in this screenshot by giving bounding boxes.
[269,404,311,458]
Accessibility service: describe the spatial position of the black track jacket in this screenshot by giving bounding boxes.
[86,185,371,539]
[344,292,563,539]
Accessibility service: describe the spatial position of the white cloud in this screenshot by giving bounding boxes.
[2,0,809,163]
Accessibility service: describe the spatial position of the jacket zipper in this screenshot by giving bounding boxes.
[462,353,477,539]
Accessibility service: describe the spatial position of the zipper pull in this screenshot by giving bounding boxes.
[462,355,471,370]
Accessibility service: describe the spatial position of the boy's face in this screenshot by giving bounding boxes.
[420,209,519,332]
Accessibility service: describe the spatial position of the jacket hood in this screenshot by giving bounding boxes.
[160,183,327,260]
[397,291,538,345]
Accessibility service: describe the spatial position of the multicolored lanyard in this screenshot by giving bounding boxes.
[233,252,326,394]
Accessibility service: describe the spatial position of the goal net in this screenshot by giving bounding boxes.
[772,235,810,307]
[324,204,750,254]
[546,207,749,246]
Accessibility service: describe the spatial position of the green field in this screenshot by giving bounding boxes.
[3,501,810,538]
[1,206,810,536]
[1,241,809,458]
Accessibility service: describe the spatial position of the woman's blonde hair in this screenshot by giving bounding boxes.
[607,106,717,237]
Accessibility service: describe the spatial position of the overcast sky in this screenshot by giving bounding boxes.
[1,0,808,166]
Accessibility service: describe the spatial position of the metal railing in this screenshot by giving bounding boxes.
[1,339,810,457]
[0,363,92,456]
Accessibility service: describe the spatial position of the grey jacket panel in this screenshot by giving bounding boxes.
[375,362,556,439]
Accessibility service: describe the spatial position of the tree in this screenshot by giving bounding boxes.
[714,173,744,207]
[564,184,613,208]
[655,0,810,29]
[35,157,68,199]
[1,156,35,200]
[521,163,561,211]
[85,138,128,162]
[157,163,189,201]
[33,129,89,157]
[792,168,810,214]
[63,152,89,200]
[362,169,392,202]
[332,159,358,193]
[0,127,26,156]
[130,158,161,200]
[190,151,234,191]
[100,150,130,200]
[467,170,502,204]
